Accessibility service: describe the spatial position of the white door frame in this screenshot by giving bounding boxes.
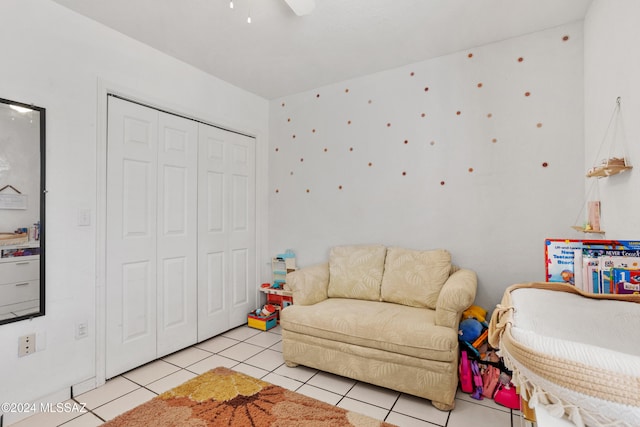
[95,79,266,386]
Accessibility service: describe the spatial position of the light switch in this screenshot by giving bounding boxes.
[78,208,91,226]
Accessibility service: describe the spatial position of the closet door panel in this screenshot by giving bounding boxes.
[198,126,230,340]
[106,97,158,378]
[156,112,198,357]
[227,134,256,326]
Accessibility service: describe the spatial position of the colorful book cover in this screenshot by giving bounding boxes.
[612,268,640,294]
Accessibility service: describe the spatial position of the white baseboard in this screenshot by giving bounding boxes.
[1,387,70,426]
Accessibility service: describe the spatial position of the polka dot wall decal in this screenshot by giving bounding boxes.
[347,120,352,125]
[440,181,446,185]
[492,138,498,143]
[290,171,294,175]
[275,147,279,152]
[456,111,461,116]
[275,189,279,193]
[316,94,320,98]
[487,113,493,118]
[349,147,354,151]
[345,88,349,93]
[404,140,409,145]
[477,83,483,88]
[402,171,407,176]
[424,87,429,92]
[410,72,415,76]
[468,53,473,58]
[281,102,285,107]
[324,148,328,152]
[430,141,435,146]
[306,189,310,193]
[542,162,549,167]
[292,134,296,139]
[368,100,373,104]
[562,35,570,41]
[387,123,391,127]
[300,158,304,162]
[518,57,524,62]
[421,113,426,118]
[338,185,343,190]
[525,91,531,97]
[468,168,474,173]
[287,118,291,122]
[312,129,316,133]
[368,162,373,167]
[537,123,543,128]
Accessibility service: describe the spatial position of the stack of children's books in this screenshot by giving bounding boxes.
[545,239,640,294]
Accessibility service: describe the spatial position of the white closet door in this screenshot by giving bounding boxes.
[156,112,198,357]
[106,97,159,378]
[197,125,256,340]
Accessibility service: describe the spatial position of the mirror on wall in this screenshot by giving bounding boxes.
[0,97,45,325]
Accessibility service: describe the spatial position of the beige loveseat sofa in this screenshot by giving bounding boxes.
[280,244,477,410]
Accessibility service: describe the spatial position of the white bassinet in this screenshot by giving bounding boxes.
[489,283,640,427]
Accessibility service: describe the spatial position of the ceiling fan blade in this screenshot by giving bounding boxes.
[284,0,315,16]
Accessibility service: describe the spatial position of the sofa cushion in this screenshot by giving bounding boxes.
[280,299,458,362]
[328,244,386,301]
[381,247,451,309]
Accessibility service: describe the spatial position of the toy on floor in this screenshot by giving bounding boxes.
[253,304,277,317]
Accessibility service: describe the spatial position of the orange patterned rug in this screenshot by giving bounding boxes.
[104,367,397,426]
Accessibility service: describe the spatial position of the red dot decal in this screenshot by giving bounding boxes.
[347,120,352,125]
[562,35,570,41]
[287,118,291,122]
[477,83,483,88]
[324,148,328,152]
[542,162,549,167]
[349,147,354,151]
[468,53,473,58]
[424,87,429,92]
[421,113,426,118]
[468,168,474,173]
[518,57,524,62]
[387,123,391,127]
[275,189,279,193]
[456,111,461,116]
[300,158,304,162]
[345,88,349,93]
[404,140,409,145]
[306,189,310,193]
[402,171,407,176]
[440,181,446,185]
[338,185,343,190]
[537,123,543,128]
[275,147,279,152]
[492,138,498,143]
[487,113,493,118]
[316,94,320,98]
[281,102,285,107]
[312,129,316,133]
[410,72,415,76]
[525,92,531,97]
[368,162,373,167]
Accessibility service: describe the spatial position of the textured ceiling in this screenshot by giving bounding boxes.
[51,0,593,99]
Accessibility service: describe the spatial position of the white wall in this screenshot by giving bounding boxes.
[269,22,585,311]
[0,0,269,424]
[584,0,640,239]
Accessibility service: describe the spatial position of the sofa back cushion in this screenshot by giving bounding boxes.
[328,244,387,301]
[381,247,451,309]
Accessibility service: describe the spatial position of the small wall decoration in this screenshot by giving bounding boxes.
[0,185,28,210]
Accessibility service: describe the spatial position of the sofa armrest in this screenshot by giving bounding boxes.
[286,262,329,305]
[435,268,477,329]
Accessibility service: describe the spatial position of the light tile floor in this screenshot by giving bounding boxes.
[11,325,530,427]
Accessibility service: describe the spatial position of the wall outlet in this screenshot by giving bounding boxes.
[75,321,88,340]
[18,333,36,357]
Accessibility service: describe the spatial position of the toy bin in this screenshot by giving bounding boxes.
[247,312,278,331]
